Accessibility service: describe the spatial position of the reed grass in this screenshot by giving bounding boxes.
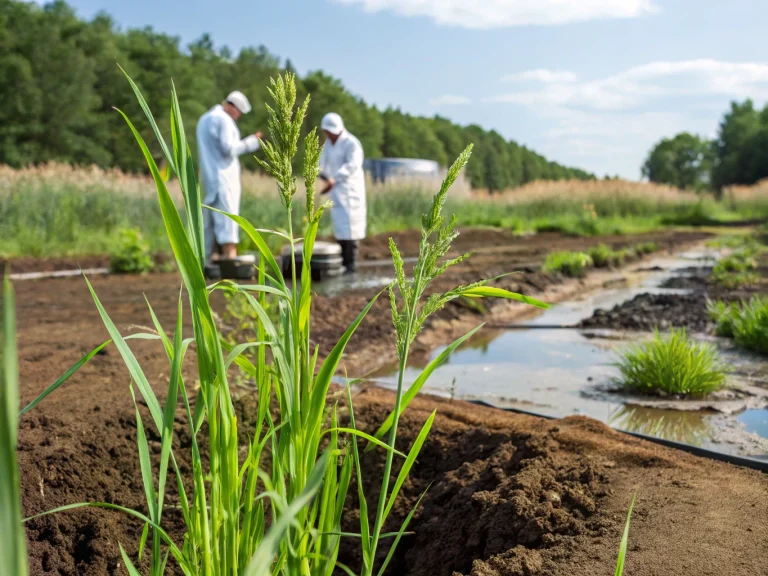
[3,160,768,260]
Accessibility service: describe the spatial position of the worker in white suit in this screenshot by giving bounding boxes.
[318,112,367,273]
[197,91,262,262]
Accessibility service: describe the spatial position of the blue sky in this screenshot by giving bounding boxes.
[49,0,768,179]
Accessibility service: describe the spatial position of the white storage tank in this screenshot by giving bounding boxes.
[364,158,440,184]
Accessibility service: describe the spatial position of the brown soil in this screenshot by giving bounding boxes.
[14,228,767,576]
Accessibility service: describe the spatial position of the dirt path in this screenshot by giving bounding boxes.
[14,228,767,575]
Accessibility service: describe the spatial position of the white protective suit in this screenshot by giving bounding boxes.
[319,131,367,240]
[196,104,260,259]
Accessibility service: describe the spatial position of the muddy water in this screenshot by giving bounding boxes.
[371,248,768,459]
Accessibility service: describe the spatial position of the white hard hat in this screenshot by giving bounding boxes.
[321,112,344,135]
[226,91,252,114]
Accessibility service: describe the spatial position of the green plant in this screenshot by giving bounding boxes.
[544,251,594,277]
[614,494,636,576]
[1,276,29,576]
[707,299,740,337]
[22,72,547,575]
[586,244,617,268]
[635,241,659,255]
[706,234,761,251]
[711,251,759,288]
[614,328,728,396]
[109,227,154,274]
[730,296,768,354]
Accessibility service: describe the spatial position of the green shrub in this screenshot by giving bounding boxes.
[731,296,768,354]
[108,228,153,274]
[707,299,740,337]
[635,241,659,255]
[615,328,728,396]
[706,234,761,251]
[711,251,759,288]
[587,244,619,268]
[544,251,594,277]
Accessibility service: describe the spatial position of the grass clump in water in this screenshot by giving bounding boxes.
[544,251,593,277]
[615,328,728,396]
[709,296,768,354]
[707,299,740,337]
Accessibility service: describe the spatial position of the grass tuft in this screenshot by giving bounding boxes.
[710,296,768,354]
[614,328,728,396]
[544,251,593,277]
[108,228,154,274]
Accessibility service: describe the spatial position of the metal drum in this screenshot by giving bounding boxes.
[205,254,258,280]
[280,241,344,281]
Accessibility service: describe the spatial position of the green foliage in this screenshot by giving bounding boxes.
[635,241,658,255]
[707,299,740,338]
[586,244,627,268]
[711,296,768,354]
[0,0,592,189]
[109,227,154,274]
[614,328,728,396]
[706,234,760,251]
[652,98,768,192]
[544,251,594,277]
[642,132,713,190]
[711,250,759,289]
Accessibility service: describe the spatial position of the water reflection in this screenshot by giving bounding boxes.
[609,405,712,446]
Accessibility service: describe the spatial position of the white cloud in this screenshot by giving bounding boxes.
[488,60,768,111]
[486,60,768,177]
[333,0,657,29]
[501,68,579,84]
[502,69,579,83]
[430,94,471,106]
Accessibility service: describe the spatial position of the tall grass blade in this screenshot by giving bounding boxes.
[375,487,430,576]
[383,410,435,520]
[119,544,144,576]
[1,275,28,576]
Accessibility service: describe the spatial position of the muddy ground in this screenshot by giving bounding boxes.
[580,256,768,334]
[13,228,768,575]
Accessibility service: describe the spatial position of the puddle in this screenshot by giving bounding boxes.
[738,409,768,437]
[371,247,768,458]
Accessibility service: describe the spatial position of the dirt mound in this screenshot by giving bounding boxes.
[580,292,710,332]
[405,437,604,576]
[345,388,768,576]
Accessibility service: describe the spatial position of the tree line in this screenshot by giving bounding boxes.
[0,0,595,190]
[643,99,768,192]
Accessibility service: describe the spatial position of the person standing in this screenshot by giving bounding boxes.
[318,112,367,273]
[197,91,262,262]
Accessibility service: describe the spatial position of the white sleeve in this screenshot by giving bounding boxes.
[333,139,363,183]
[215,116,260,157]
